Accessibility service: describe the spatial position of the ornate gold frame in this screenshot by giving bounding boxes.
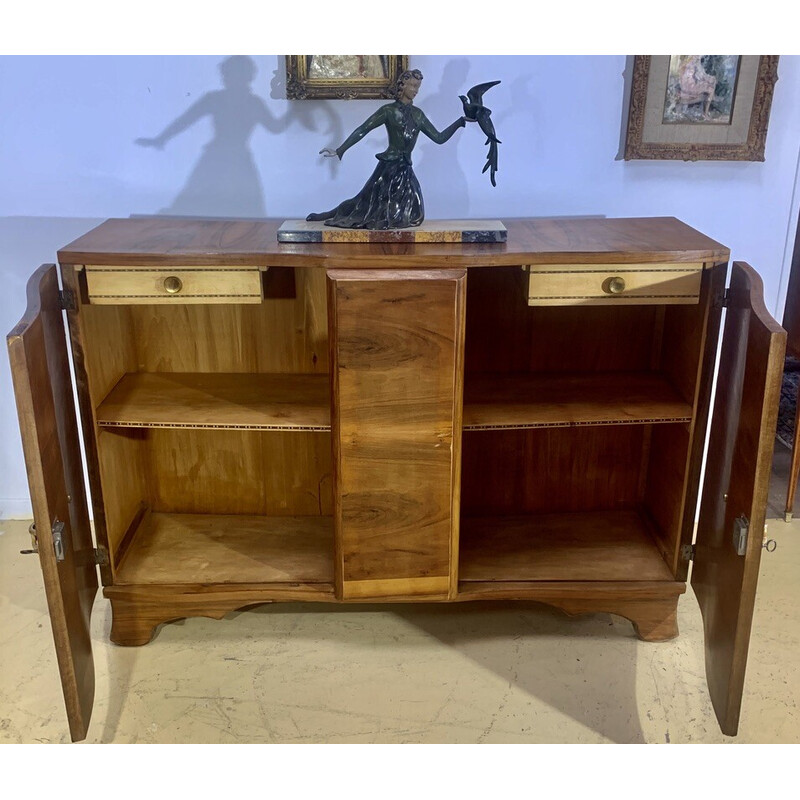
[285,56,409,100]
[624,55,779,161]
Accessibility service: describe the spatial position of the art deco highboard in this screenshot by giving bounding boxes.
[8,216,785,741]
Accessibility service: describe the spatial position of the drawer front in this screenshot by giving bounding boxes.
[525,262,703,306]
[84,267,263,304]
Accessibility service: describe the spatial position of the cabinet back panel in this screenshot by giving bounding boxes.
[465,267,658,374]
[144,429,333,516]
[461,426,645,516]
[129,268,328,374]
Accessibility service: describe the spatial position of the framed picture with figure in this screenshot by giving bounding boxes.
[286,55,409,99]
[624,55,779,161]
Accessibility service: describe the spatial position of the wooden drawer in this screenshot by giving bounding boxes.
[524,262,703,306]
[83,266,263,304]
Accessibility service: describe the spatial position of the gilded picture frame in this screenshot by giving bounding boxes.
[285,55,409,100]
[624,55,779,161]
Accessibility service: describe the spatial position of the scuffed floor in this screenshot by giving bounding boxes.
[1,444,798,744]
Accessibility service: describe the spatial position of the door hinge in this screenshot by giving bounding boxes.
[51,519,66,562]
[733,515,749,556]
[681,543,696,561]
[714,288,731,309]
[94,548,109,566]
[58,289,76,311]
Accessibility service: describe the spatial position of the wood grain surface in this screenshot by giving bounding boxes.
[114,512,334,584]
[96,372,331,431]
[459,510,673,582]
[692,261,786,736]
[461,425,646,516]
[463,371,692,429]
[69,293,149,574]
[144,428,333,516]
[104,582,336,646]
[127,267,329,374]
[329,270,465,598]
[84,267,262,304]
[57,216,729,268]
[464,267,660,374]
[7,265,98,742]
[525,262,702,305]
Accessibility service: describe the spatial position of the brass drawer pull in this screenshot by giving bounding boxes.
[163,276,183,294]
[605,276,626,295]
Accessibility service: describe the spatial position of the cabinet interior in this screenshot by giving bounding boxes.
[459,266,709,585]
[78,267,334,586]
[77,263,709,592]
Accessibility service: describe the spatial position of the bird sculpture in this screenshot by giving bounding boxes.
[459,80,501,186]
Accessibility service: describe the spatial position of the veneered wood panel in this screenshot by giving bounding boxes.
[96,372,330,431]
[463,371,692,429]
[660,274,715,404]
[643,423,691,564]
[57,216,729,268]
[75,300,149,569]
[460,510,673,582]
[465,267,659,374]
[461,426,645,516]
[329,270,465,598]
[6,264,97,742]
[145,428,333,516]
[693,262,786,736]
[85,267,262,303]
[115,512,334,585]
[129,268,328,374]
[645,265,725,575]
[525,262,702,305]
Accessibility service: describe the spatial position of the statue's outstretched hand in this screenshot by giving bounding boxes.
[319,148,339,158]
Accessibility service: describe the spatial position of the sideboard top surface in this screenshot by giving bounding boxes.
[57,216,730,268]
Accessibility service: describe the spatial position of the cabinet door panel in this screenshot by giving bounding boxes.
[329,270,465,600]
[694,262,786,736]
[7,264,97,742]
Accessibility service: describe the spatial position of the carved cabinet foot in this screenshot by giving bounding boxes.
[556,596,680,642]
[108,598,169,646]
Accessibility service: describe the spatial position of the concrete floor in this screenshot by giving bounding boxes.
[1,444,798,744]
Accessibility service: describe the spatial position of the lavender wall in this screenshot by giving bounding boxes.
[2,55,799,516]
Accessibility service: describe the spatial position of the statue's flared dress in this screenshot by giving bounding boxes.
[307,100,464,230]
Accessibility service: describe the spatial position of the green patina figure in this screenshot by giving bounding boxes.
[306,69,468,230]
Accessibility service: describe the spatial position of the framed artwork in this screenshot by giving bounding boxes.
[285,55,409,100]
[624,55,779,161]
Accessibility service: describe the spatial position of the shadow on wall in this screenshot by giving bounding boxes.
[135,56,336,218]
[133,55,491,221]
[415,58,472,219]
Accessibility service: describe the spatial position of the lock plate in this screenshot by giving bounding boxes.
[733,515,749,556]
[52,519,66,562]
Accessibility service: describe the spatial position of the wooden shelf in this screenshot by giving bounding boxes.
[459,510,674,582]
[463,372,692,430]
[115,511,334,585]
[96,372,331,431]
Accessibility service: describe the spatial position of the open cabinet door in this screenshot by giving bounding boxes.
[7,264,98,742]
[693,261,786,736]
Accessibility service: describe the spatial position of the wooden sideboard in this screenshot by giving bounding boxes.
[7,216,785,741]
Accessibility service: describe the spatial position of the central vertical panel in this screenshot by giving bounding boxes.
[328,269,466,600]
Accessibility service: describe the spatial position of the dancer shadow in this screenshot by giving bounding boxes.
[415,58,472,219]
[136,56,287,217]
